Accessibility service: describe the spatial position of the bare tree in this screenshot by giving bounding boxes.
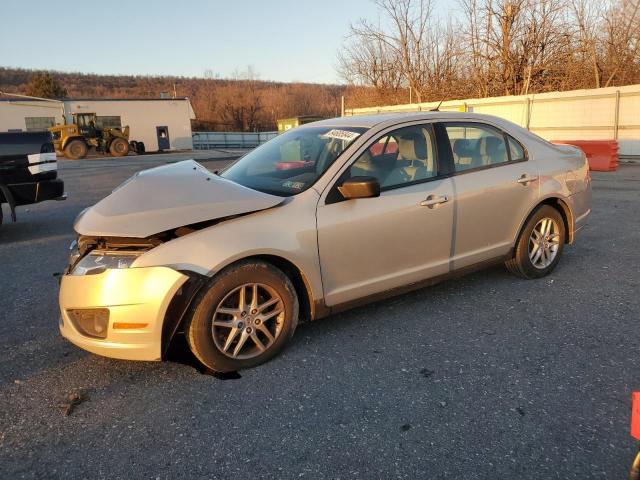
[339,0,640,104]
[458,0,568,96]
[221,67,264,131]
[570,0,604,88]
[337,31,404,101]
[339,0,461,103]
[602,0,640,87]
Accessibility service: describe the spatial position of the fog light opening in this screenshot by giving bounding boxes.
[67,308,109,339]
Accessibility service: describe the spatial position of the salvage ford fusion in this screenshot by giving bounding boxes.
[59,112,591,372]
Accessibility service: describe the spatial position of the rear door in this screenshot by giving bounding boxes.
[441,122,539,269]
[316,122,455,307]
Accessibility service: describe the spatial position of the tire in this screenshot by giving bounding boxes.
[186,261,299,372]
[109,137,129,157]
[135,142,145,155]
[64,139,88,160]
[505,205,566,279]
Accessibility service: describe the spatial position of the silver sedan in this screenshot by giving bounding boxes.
[59,112,591,372]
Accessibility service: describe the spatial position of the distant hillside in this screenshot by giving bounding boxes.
[0,67,379,131]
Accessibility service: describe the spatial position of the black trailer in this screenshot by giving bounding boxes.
[0,131,65,226]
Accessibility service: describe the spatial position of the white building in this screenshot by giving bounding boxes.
[0,96,196,151]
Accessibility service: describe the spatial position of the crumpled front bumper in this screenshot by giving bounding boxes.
[59,266,188,361]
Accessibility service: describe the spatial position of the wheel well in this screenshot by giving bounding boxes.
[161,255,315,358]
[513,198,573,251]
[246,255,313,322]
[540,197,573,244]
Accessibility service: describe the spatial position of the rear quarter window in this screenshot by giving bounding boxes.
[507,136,526,162]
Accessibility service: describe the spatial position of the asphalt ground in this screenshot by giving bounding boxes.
[0,155,638,479]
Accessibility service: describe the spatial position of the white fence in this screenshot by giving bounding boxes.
[345,84,640,159]
[192,131,277,150]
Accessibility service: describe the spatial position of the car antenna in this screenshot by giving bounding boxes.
[430,99,445,111]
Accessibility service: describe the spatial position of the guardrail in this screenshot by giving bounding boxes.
[192,131,277,150]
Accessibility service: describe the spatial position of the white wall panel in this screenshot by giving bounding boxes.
[346,84,640,157]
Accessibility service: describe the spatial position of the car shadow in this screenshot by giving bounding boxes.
[164,334,242,380]
[162,263,513,376]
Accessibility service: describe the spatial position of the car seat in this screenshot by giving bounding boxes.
[478,136,507,166]
[383,132,432,186]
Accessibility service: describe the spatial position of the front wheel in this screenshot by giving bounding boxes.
[64,139,88,160]
[186,261,299,372]
[109,137,129,157]
[505,205,566,279]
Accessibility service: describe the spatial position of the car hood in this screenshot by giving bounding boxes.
[74,160,284,238]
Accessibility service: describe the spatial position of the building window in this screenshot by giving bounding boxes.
[96,116,122,129]
[25,117,55,132]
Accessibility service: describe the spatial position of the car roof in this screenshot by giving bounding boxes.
[308,111,517,130]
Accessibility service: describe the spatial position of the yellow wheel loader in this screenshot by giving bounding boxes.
[48,113,145,160]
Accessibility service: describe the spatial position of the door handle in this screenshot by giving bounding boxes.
[517,174,539,185]
[420,195,449,208]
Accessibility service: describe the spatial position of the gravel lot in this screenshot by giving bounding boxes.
[0,154,638,479]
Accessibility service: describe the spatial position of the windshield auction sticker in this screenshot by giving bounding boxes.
[321,129,361,142]
[282,180,305,190]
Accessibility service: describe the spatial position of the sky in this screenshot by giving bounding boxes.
[0,0,388,84]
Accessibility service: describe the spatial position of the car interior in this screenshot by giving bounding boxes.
[446,125,509,171]
[349,126,437,188]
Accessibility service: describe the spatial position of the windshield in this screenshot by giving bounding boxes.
[222,126,366,196]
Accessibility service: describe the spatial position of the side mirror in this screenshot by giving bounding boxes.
[337,176,380,200]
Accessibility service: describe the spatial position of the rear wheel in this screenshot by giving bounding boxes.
[109,137,129,157]
[64,140,87,160]
[186,261,299,372]
[506,205,565,279]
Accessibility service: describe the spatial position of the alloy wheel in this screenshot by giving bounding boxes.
[211,283,284,359]
[528,217,561,269]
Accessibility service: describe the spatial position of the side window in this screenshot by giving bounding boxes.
[348,124,437,189]
[507,135,526,162]
[444,123,509,172]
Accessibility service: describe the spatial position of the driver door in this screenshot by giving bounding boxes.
[316,123,455,307]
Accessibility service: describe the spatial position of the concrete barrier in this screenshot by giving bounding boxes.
[552,140,619,172]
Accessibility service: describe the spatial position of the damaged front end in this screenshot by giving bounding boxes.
[65,235,163,275]
[64,231,211,359]
[60,159,286,361]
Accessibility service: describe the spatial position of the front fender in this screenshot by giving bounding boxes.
[133,190,324,303]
